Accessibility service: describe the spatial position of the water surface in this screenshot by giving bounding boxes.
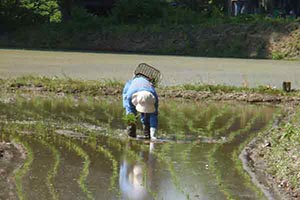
[1,49,300,88]
[0,96,279,199]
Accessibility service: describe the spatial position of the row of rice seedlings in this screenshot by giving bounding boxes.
[167,102,189,137]
[12,136,34,200]
[158,102,216,138]
[182,106,216,137]
[3,120,126,200]
[184,104,214,135]
[207,144,234,199]
[230,108,283,200]
[0,95,122,129]
[177,104,222,162]
[206,105,230,137]
[19,131,61,200]
[105,136,124,152]
[159,101,190,136]
[86,134,120,196]
[0,117,112,199]
[228,112,267,199]
[225,113,261,144]
[153,143,189,199]
[179,142,196,164]
[1,122,76,199]
[38,137,61,200]
[160,103,218,140]
[212,112,241,139]
[54,135,94,200]
[207,112,262,199]
[1,97,126,140]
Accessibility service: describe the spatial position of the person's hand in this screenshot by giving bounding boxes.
[150,128,157,140]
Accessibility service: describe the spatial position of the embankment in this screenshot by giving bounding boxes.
[1,23,300,60]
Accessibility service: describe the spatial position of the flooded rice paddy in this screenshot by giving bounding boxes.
[0,95,280,200]
[1,49,300,88]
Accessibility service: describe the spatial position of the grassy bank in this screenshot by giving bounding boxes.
[1,75,298,96]
[259,113,300,198]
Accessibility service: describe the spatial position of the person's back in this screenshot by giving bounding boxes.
[122,63,161,140]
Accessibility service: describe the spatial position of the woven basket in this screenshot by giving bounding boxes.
[134,63,162,85]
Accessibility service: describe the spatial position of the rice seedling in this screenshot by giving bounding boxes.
[153,143,188,198]
[39,138,61,200]
[206,105,230,137]
[13,136,34,200]
[230,109,282,199]
[212,112,240,139]
[206,111,264,199]
[57,136,94,200]
[89,136,119,195]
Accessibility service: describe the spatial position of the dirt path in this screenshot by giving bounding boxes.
[1,49,300,88]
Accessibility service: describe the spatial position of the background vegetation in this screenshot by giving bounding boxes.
[1,0,299,59]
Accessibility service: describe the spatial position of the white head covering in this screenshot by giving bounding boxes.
[131,91,156,113]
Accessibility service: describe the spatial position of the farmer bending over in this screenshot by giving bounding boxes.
[122,63,161,140]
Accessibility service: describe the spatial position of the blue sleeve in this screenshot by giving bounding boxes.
[122,80,131,108]
[123,80,137,115]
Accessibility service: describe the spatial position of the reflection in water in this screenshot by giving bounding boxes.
[119,143,155,200]
[0,97,280,200]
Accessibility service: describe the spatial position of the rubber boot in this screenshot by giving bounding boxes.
[127,123,136,138]
[143,124,150,139]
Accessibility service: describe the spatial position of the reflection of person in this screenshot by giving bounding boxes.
[119,160,148,200]
[119,142,156,199]
[123,63,161,140]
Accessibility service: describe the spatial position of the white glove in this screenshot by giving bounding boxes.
[150,128,157,140]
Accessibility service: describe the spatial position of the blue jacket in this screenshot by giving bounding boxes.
[122,77,158,129]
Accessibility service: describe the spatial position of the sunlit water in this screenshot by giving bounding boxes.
[1,49,300,88]
[0,96,279,200]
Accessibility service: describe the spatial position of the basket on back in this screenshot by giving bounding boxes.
[134,63,162,86]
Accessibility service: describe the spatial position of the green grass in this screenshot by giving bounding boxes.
[3,75,123,96]
[264,112,300,191]
[2,75,300,98]
[171,83,288,95]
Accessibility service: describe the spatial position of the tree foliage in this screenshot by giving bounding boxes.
[111,0,169,24]
[0,0,61,31]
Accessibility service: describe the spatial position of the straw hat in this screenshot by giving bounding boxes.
[131,91,156,113]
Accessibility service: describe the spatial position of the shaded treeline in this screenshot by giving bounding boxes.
[1,0,299,33]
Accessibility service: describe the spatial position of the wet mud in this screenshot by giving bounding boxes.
[0,142,26,200]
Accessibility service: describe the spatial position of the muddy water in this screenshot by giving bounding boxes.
[0,97,278,200]
[1,49,300,88]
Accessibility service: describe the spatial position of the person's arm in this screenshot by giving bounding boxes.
[122,80,131,108]
[123,80,137,115]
